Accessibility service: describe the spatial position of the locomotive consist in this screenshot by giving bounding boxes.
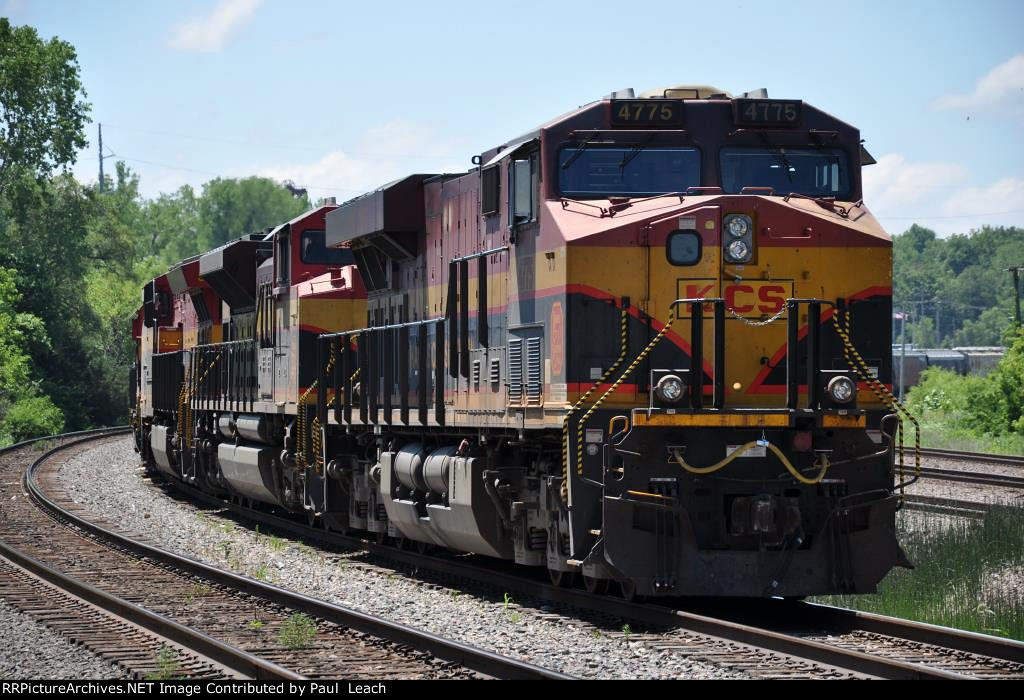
[132,85,913,598]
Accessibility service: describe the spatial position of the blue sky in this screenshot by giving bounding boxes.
[4,0,1023,235]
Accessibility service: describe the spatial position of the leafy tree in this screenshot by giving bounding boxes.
[0,19,90,196]
[0,266,63,444]
[1,395,64,444]
[196,177,309,251]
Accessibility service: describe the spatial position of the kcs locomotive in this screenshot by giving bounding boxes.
[132,84,915,599]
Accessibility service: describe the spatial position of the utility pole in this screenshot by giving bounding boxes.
[1009,266,1023,329]
[97,123,115,193]
[98,123,104,193]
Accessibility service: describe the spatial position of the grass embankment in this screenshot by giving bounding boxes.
[903,333,1024,456]
[816,503,1024,640]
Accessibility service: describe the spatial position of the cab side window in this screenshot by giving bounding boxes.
[509,152,539,226]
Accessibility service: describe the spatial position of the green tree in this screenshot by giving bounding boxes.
[0,19,90,196]
[0,266,63,445]
[196,177,308,251]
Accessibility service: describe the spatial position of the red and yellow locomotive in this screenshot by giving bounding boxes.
[133,85,910,598]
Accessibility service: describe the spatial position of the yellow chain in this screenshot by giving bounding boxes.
[833,310,920,498]
[299,346,337,472]
[561,307,629,503]
[576,306,680,480]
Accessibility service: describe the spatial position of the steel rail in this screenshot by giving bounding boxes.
[0,427,301,680]
[24,430,571,681]
[917,465,1024,489]
[919,447,1024,468]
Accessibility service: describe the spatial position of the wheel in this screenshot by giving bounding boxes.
[306,511,319,528]
[618,578,637,601]
[548,568,576,588]
[415,540,433,555]
[583,574,610,595]
[374,530,389,545]
[397,536,414,551]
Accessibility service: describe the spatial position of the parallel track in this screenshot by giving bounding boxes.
[142,452,1024,680]
[0,430,567,680]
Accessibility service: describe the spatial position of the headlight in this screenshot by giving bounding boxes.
[727,216,750,238]
[726,239,751,262]
[827,375,855,404]
[655,374,686,403]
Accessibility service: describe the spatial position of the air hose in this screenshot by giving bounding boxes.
[670,440,831,485]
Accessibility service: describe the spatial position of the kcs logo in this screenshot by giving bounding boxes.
[677,280,793,318]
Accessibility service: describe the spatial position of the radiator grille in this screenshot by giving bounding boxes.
[508,339,523,404]
[526,337,542,404]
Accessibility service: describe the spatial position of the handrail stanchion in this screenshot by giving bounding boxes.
[786,300,799,410]
[807,301,821,409]
[690,300,704,409]
[713,300,725,409]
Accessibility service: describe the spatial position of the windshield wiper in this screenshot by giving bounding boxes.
[757,132,794,184]
[561,130,600,170]
[618,133,657,171]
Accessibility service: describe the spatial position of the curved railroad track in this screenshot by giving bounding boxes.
[129,445,1024,680]
[0,429,568,680]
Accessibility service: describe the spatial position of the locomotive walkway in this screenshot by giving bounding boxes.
[0,430,568,680]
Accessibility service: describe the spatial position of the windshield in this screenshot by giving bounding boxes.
[720,147,850,198]
[558,146,700,198]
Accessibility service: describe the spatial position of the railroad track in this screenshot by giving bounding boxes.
[135,449,1024,680]
[0,430,567,680]
[918,447,1024,468]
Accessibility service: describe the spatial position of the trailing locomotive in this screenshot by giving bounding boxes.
[132,85,913,599]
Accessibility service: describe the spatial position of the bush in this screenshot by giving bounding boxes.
[1,395,64,445]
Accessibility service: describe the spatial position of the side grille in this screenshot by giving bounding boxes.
[508,339,523,404]
[526,337,542,404]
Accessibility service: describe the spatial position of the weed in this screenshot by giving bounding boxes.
[621,623,632,642]
[592,629,602,639]
[221,521,236,534]
[268,534,285,552]
[502,593,521,623]
[815,500,1024,640]
[450,590,460,602]
[247,619,265,631]
[184,582,212,603]
[145,645,181,680]
[220,542,231,559]
[278,613,317,649]
[253,564,271,582]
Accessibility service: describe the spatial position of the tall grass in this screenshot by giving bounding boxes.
[816,502,1024,640]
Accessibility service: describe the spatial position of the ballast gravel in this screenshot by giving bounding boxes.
[0,598,125,680]
[60,438,752,680]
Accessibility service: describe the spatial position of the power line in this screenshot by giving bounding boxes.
[114,155,368,194]
[101,123,458,161]
[876,210,1024,221]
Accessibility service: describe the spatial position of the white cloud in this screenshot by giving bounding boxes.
[862,153,967,212]
[248,120,468,200]
[863,154,1024,235]
[0,0,27,17]
[932,53,1024,119]
[942,177,1024,221]
[169,0,262,53]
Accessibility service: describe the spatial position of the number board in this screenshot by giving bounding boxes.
[733,99,802,127]
[610,100,683,127]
